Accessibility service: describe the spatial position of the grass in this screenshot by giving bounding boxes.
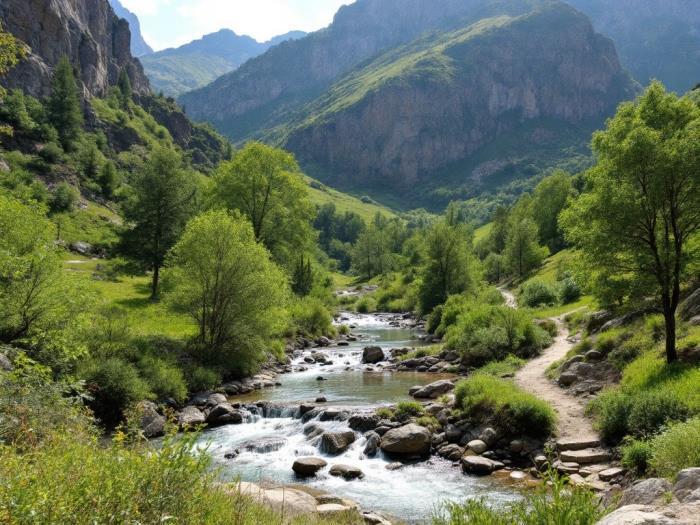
[400,344,443,361]
[306,177,398,223]
[53,201,122,248]
[455,373,556,438]
[474,222,492,244]
[477,355,525,377]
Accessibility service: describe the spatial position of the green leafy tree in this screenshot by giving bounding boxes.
[98,161,119,199]
[531,170,573,252]
[292,254,314,297]
[504,217,549,278]
[121,147,197,299]
[351,223,390,281]
[212,142,315,268]
[0,24,27,135]
[419,222,475,313]
[117,68,132,110]
[47,56,83,150]
[167,210,288,377]
[561,82,700,363]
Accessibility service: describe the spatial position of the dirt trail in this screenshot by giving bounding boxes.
[501,289,599,441]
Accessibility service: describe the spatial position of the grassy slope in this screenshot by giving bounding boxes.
[474,222,492,243]
[141,53,236,97]
[306,177,398,222]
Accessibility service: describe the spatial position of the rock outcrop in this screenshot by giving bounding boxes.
[0,0,150,98]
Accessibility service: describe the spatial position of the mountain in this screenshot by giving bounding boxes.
[567,0,700,93]
[280,3,635,201]
[108,0,154,57]
[141,29,306,97]
[0,0,150,98]
[179,0,553,141]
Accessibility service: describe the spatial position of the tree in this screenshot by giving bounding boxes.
[212,142,315,268]
[292,254,314,297]
[117,68,132,110]
[0,24,27,135]
[504,217,549,278]
[121,147,197,299]
[167,210,288,377]
[351,224,390,281]
[561,82,700,363]
[531,170,573,253]
[419,222,475,313]
[47,56,83,150]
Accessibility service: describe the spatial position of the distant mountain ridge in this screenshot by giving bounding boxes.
[141,29,306,97]
[108,0,154,57]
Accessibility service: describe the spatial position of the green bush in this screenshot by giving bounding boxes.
[185,365,221,393]
[395,401,425,420]
[80,357,151,428]
[38,142,63,164]
[520,280,558,308]
[609,332,653,370]
[355,296,376,313]
[559,277,582,304]
[375,407,395,420]
[455,374,555,438]
[50,182,79,213]
[649,417,700,478]
[621,438,653,476]
[137,356,187,404]
[478,355,525,377]
[290,297,333,337]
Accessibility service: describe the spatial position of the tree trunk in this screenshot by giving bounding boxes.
[151,265,160,300]
[663,307,678,364]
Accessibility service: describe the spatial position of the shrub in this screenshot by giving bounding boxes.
[559,276,582,304]
[355,296,376,313]
[80,357,151,428]
[608,332,653,370]
[137,356,187,404]
[38,142,63,164]
[538,319,558,337]
[455,374,555,438]
[395,401,425,420]
[649,417,700,478]
[185,365,221,393]
[621,438,653,476]
[50,182,79,213]
[290,297,333,337]
[375,407,395,420]
[594,328,627,355]
[520,280,558,308]
[478,355,525,377]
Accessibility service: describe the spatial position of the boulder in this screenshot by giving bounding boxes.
[585,350,604,361]
[348,414,380,432]
[461,455,496,475]
[674,468,700,503]
[178,406,206,429]
[467,440,488,454]
[69,241,93,256]
[136,401,166,438]
[620,478,673,507]
[599,467,626,482]
[0,351,13,371]
[320,431,357,455]
[363,431,381,457]
[680,288,700,321]
[380,424,431,455]
[438,444,464,461]
[478,428,498,446]
[206,393,228,406]
[329,464,364,480]
[362,346,385,364]
[292,457,328,477]
[594,505,676,525]
[411,379,455,399]
[206,403,244,426]
[316,503,355,517]
[260,487,318,517]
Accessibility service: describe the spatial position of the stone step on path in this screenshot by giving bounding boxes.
[556,438,601,451]
[559,448,612,465]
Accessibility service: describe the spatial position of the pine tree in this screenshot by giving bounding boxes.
[117,68,132,110]
[47,56,83,150]
[292,255,314,296]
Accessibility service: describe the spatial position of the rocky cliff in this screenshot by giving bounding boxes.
[280,3,636,195]
[108,0,154,57]
[0,0,150,98]
[179,0,548,141]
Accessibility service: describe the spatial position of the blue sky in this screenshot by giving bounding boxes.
[120,0,355,51]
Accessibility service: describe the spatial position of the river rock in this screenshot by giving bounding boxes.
[320,431,357,455]
[674,468,700,502]
[362,346,385,363]
[411,379,455,399]
[438,444,464,461]
[136,401,166,438]
[206,403,244,426]
[467,440,488,454]
[461,455,496,475]
[178,406,206,429]
[317,503,355,517]
[363,432,381,457]
[292,457,328,477]
[380,424,431,455]
[594,505,677,525]
[299,403,316,415]
[599,467,626,482]
[349,414,380,432]
[329,464,364,480]
[620,478,673,507]
[478,428,498,446]
[363,512,393,525]
[206,393,228,406]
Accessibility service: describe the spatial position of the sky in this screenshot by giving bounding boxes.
[120,0,356,51]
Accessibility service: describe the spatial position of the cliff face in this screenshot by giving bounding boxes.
[0,0,150,98]
[282,4,636,191]
[179,0,546,141]
[108,0,154,57]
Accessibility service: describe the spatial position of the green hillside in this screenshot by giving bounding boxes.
[305,177,398,222]
[141,53,239,97]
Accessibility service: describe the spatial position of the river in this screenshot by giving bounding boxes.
[195,313,521,522]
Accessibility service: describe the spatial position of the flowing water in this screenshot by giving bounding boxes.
[197,313,521,522]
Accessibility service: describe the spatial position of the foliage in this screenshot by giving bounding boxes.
[530,170,573,253]
[620,438,653,476]
[433,470,605,525]
[477,355,525,377]
[649,416,700,478]
[504,216,549,278]
[167,210,288,378]
[212,142,315,269]
[558,276,581,304]
[290,297,333,337]
[49,181,79,213]
[47,56,83,150]
[455,374,555,438]
[394,401,425,420]
[520,280,558,307]
[121,146,197,298]
[561,82,700,363]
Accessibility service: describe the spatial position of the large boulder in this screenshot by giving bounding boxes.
[674,468,700,503]
[362,346,385,364]
[348,414,380,432]
[329,464,364,480]
[178,406,206,429]
[594,505,677,525]
[461,455,496,475]
[320,431,356,455]
[619,478,673,507]
[292,457,327,477]
[411,379,455,399]
[363,431,381,457]
[206,403,244,426]
[380,424,431,455]
[136,401,166,438]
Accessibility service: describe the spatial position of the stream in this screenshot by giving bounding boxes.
[195,312,521,522]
